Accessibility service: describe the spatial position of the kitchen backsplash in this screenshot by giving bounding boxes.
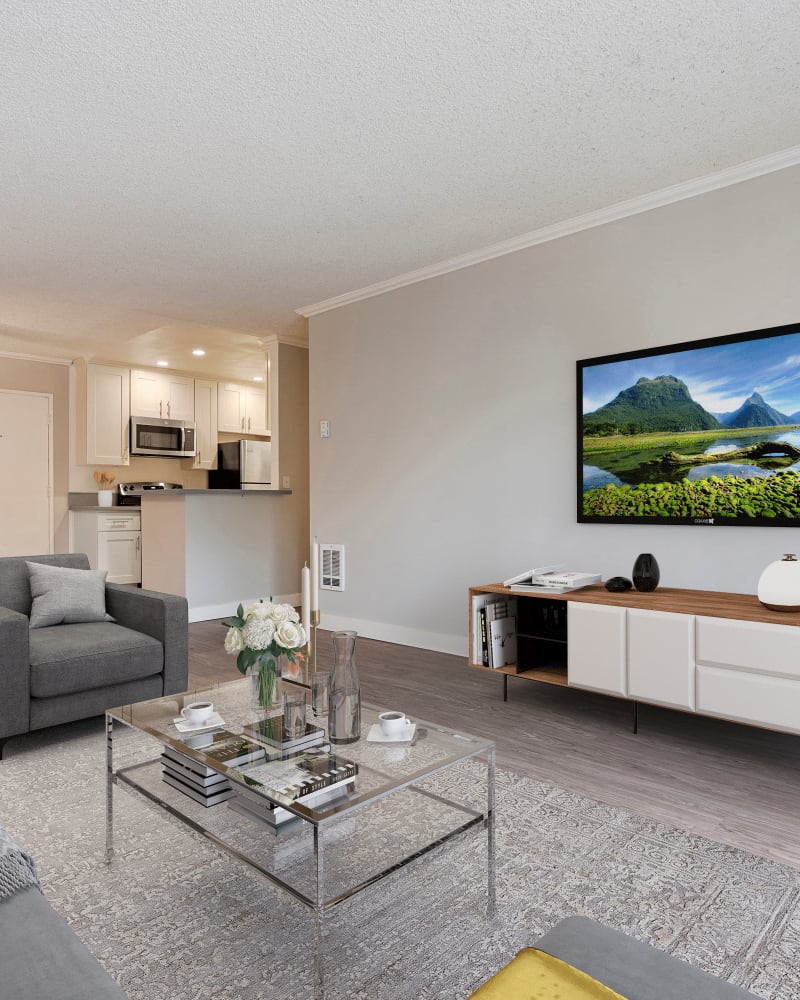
[69,455,209,492]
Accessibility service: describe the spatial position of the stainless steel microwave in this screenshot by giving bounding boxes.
[130,416,196,458]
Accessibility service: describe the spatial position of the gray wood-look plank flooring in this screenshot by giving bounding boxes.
[190,620,800,868]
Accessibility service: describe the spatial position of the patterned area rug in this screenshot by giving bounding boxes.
[1,718,798,1000]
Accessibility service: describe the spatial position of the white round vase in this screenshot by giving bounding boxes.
[757,554,800,612]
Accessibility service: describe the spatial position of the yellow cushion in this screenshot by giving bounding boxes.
[469,947,629,1000]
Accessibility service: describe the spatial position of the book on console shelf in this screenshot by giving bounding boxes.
[502,565,565,587]
[510,571,601,594]
[237,749,358,804]
[472,594,517,667]
[243,717,325,753]
[489,615,517,668]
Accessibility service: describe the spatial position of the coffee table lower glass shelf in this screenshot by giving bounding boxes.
[105,677,495,996]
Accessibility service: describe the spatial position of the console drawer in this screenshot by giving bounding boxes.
[696,664,800,735]
[696,616,800,680]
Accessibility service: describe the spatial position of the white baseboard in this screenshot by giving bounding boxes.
[317,612,466,657]
[189,592,302,624]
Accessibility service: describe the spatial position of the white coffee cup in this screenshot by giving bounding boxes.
[378,711,411,738]
[181,701,214,726]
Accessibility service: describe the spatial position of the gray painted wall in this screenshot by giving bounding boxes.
[309,167,800,654]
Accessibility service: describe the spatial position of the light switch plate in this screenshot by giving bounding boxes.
[320,419,331,438]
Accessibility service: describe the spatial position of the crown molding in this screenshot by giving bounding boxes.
[296,145,800,319]
[0,350,73,366]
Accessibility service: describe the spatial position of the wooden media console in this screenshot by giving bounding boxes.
[469,583,800,736]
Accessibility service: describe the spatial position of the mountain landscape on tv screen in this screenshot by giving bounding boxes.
[581,356,800,523]
[584,376,795,435]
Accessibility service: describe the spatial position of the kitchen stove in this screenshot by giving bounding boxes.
[118,482,184,506]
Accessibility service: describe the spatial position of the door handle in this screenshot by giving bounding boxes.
[241,416,245,431]
[167,400,171,417]
[248,416,251,431]
[159,400,163,417]
[136,535,140,553]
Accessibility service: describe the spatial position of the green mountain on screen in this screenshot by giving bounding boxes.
[584,375,721,434]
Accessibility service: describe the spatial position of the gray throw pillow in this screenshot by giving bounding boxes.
[26,562,114,629]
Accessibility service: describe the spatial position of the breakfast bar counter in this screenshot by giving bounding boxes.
[140,489,303,622]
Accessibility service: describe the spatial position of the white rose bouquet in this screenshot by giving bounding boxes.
[223,599,307,707]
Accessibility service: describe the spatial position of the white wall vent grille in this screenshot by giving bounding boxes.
[320,543,345,591]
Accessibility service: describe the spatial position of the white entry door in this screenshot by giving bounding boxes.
[0,390,53,555]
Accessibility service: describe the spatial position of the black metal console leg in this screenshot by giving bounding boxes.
[503,674,508,703]
[632,701,638,735]
[0,737,10,760]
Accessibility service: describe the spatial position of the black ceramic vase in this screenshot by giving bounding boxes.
[632,553,660,592]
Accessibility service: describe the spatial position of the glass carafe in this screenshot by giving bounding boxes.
[328,630,361,744]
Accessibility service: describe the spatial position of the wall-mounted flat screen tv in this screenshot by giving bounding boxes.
[578,321,800,526]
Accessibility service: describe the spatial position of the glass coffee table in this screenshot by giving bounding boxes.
[105,676,495,996]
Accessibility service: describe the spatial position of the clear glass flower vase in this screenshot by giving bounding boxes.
[247,655,283,715]
[328,630,361,744]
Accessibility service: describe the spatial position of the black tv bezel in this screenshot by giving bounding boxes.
[576,320,800,527]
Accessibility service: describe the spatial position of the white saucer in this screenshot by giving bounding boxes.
[172,712,225,733]
[366,722,416,743]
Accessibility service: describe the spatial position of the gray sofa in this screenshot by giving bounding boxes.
[534,916,758,999]
[0,552,188,758]
[0,824,127,999]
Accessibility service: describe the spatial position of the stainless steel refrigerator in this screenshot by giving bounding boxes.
[208,440,271,490]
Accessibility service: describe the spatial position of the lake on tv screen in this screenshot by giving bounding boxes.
[580,330,800,520]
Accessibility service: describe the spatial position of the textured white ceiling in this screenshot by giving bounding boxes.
[1,1,799,375]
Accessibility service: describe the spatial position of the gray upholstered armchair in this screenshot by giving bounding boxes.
[0,553,188,759]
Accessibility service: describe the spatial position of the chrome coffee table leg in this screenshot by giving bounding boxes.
[105,713,114,864]
[487,745,496,916]
[313,824,325,998]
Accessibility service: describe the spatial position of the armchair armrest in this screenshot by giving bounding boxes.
[105,585,188,696]
[0,606,30,741]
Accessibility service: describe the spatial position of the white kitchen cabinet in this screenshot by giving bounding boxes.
[81,363,130,466]
[131,369,194,421]
[567,602,627,696]
[192,378,218,470]
[628,608,695,710]
[218,382,268,435]
[72,510,141,584]
[244,385,267,434]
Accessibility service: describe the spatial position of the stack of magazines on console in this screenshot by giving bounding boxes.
[228,748,358,832]
[504,565,601,594]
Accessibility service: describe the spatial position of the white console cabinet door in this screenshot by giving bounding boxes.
[695,615,800,732]
[567,602,627,696]
[628,608,695,710]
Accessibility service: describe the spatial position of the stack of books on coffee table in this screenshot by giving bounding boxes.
[228,749,358,831]
[243,717,325,754]
[161,731,267,808]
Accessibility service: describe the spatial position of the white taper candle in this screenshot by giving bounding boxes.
[310,539,319,612]
[301,564,311,637]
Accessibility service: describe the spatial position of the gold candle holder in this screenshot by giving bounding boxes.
[310,609,320,674]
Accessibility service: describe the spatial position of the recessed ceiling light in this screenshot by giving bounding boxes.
[157,360,169,367]
[192,349,206,357]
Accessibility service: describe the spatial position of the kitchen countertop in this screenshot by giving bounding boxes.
[142,489,292,497]
[69,489,291,510]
